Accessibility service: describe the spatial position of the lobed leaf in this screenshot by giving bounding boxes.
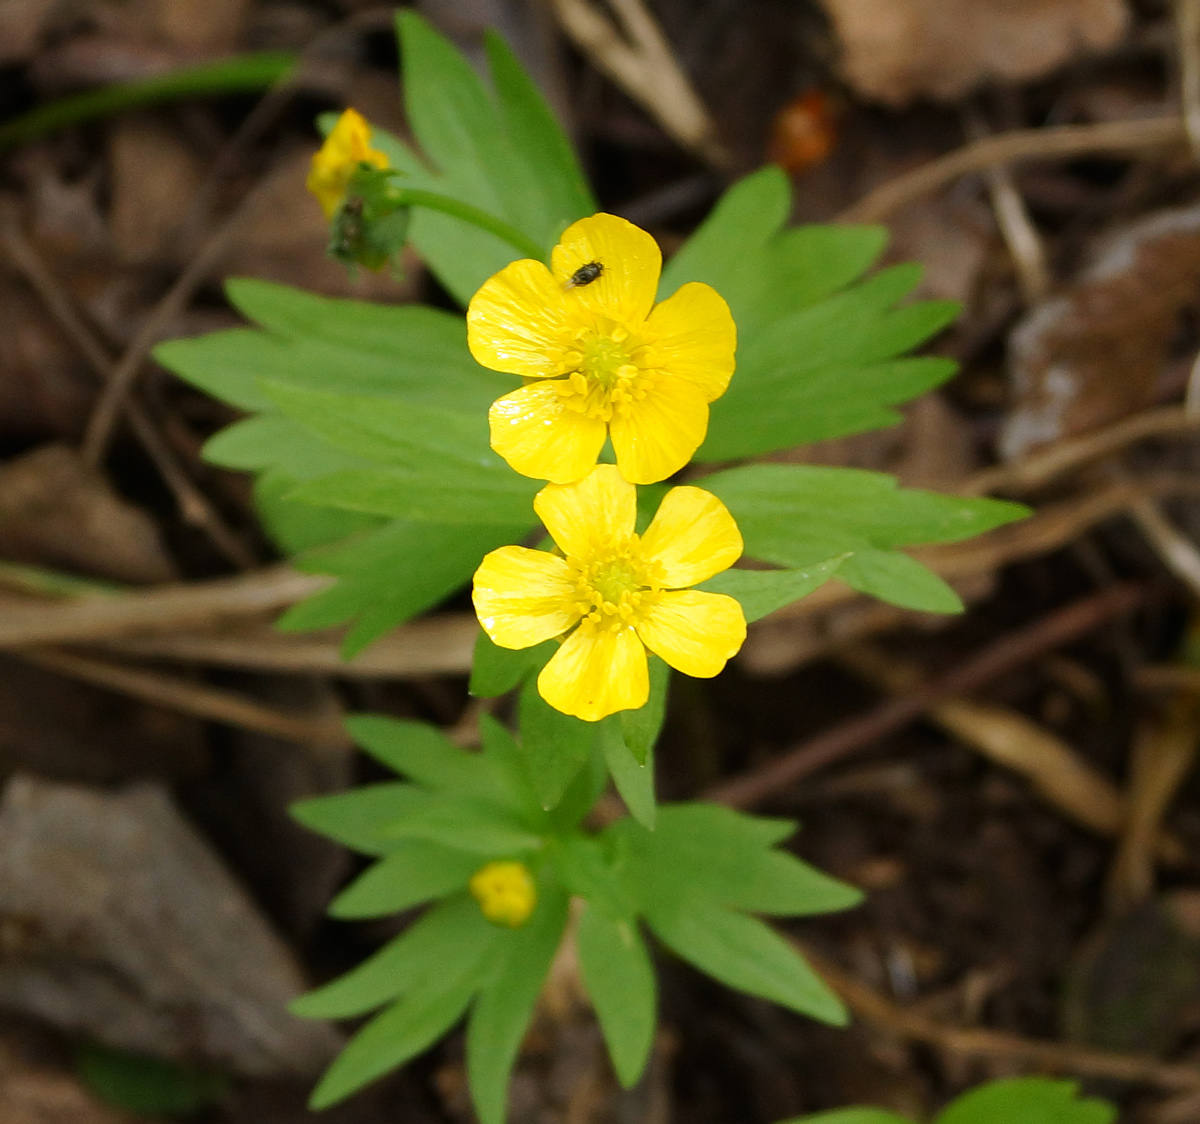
[289,783,431,855]
[577,904,657,1088]
[518,680,602,810]
[329,842,482,919]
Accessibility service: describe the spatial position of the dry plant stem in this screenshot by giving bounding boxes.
[962,107,1051,304]
[0,566,328,647]
[708,584,1147,808]
[0,220,256,569]
[547,0,729,167]
[1129,494,1200,599]
[839,116,1187,224]
[19,645,350,748]
[835,642,1185,864]
[1107,692,1200,912]
[95,614,481,678]
[1178,0,1200,159]
[81,163,287,467]
[963,405,1200,496]
[801,942,1200,1092]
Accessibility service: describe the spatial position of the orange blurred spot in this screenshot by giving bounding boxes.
[767,89,838,175]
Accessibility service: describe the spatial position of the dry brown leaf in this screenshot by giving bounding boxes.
[0,444,176,584]
[1002,204,1200,459]
[0,0,55,64]
[817,0,1130,106]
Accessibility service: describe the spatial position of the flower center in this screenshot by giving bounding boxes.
[554,325,653,422]
[569,537,664,630]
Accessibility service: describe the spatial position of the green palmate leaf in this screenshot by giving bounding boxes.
[837,550,963,614]
[289,783,431,855]
[648,896,846,1024]
[362,13,592,305]
[280,519,527,657]
[346,715,491,792]
[309,969,483,1108]
[620,655,670,765]
[382,794,545,855]
[329,841,482,919]
[519,679,601,810]
[601,717,656,829]
[935,1079,1116,1124]
[552,836,633,919]
[610,803,860,918]
[467,886,570,1124]
[546,747,609,834]
[470,632,555,698]
[700,556,848,623]
[161,279,506,414]
[293,893,497,1020]
[254,470,383,555]
[577,904,657,1089]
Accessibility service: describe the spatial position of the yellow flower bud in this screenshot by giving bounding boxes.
[469,860,537,928]
[306,107,389,219]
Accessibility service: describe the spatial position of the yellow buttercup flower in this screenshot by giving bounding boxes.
[306,108,389,219]
[467,213,737,486]
[470,860,537,927]
[473,465,746,722]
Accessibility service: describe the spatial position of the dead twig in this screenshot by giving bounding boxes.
[547,0,729,167]
[19,646,350,748]
[708,585,1147,808]
[93,614,480,678]
[802,942,1200,1092]
[839,117,1187,224]
[0,219,257,569]
[0,566,328,647]
[835,641,1185,865]
[81,162,289,467]
[963,406,1200,496]
[1177,0,1200,160]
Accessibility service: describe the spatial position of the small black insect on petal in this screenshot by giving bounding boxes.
[565,261,604,289]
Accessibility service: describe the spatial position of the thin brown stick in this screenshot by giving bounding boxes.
[93,614,480,678]
[802,942,1200,1091]
[707,584,1147,807]
[1178,0,1200,159]
[0,566,328,647]
[548,0,729,167]
[81,163,288,467]
[963,406,1200,496]
[838,117,1187,224]
[0,219,256,568]
[19,646,350,748]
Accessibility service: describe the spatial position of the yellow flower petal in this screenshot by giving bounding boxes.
[306,108,388,219]
[490,383,608,484]
[609,373,708,485]
[551,213,661,325]
[473,546,580,649]
[534,465,637,559]
[538,622,649,721]
[468,259,571,379]
[636,590,746,678]
[644,282,737,403]
[640,486,743,587]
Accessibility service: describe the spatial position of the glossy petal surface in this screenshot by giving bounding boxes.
[645,281,737,402]
[609,373,709,485]
[637,590,746,678]
[640,486,743,587]
[551,213,661,324]
[468,259,570,379]
[489,383,607,484]
[534,465,637,559]
[538,623,649,721]
[473,546,579,649]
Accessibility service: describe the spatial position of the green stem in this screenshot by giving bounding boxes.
[0,51,297,152]
[397,189,544,261]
